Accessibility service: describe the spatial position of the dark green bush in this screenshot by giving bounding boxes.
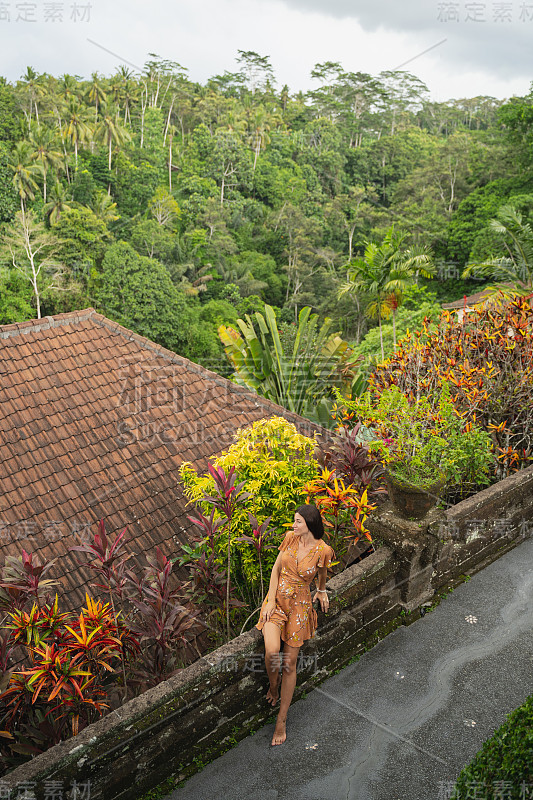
[452,694,533,799]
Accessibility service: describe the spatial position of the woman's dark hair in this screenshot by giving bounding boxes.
[295,504,324,540]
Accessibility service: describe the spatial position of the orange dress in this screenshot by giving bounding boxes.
[255,532,335,647]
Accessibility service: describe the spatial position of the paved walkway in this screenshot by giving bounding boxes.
[169,536,533,800]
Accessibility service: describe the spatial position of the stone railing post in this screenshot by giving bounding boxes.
[366,502,446,611]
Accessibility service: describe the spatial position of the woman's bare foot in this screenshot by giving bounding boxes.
[266,672,281,706]
[271,718,286,746]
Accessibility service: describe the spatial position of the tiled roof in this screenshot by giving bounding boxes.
[442,284,517,310]
[0,308,324,609]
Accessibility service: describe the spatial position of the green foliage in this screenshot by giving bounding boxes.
[54,206,111,279]
[238,251,285,306]
[0,62,528,378]
[0,268,34,323]
[139,107,166,169]
[113,151,161,217]
[452,694,533,799]
[71,169,97,206]
[219,303,358,426]
[0,209,66,319]
[463,198,533,290]
[498,88,533,168]
[445,180,510,265]
[0,79,19,143]
[353,285,441,373]
[338,225,434,361]
[0,143,17,222]
[179,416,321,607]
[337,382,493,491]
[129,219,175,263]
[91,241,219,362]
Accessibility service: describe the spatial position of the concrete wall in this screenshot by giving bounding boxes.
[3,465,533,800]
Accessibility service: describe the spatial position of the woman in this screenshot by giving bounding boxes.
[256,504,334,746]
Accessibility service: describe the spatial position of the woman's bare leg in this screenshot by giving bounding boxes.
[262,622,282,706]
[272,643,300,745]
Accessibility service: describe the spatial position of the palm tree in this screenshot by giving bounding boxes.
[223,106,247,135]
[462,203,533,293]
[8,140,44,212]
[338,227,434,360]
[248,108,271,173]
[383,242,434,347]
[86,71,108,124]
[28,124,64,201]
[90,189,120,225]
[18,67,46,129]
[96,102,131,172]
[215,262,268,297]
[43,181,72,225]
[58,73,80,104]
[114,66,138,125]
[64,100,92,167]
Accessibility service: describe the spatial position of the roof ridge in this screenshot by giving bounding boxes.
[0,306,321,431]
[0,308,97,338]
[87,310,312,424]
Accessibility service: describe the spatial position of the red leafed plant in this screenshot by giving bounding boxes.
[199,464,251,642]
[0,519,208,767]
[70,518,133,696]
[0,551,58,613]
[124,548,205,690]
[368,295,533,480]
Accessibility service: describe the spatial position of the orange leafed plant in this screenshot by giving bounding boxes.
[368,295,533,480]
[302,468,376,560]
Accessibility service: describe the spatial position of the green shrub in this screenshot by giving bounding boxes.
[179,416,321,608]
[335,382,493,492]
[452,694,533,799]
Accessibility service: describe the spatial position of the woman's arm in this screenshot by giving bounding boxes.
[261,553,282,623]
[267,553,282,594]
[312,565,330,613]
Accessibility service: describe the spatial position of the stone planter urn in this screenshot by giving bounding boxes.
[384,471,446,520]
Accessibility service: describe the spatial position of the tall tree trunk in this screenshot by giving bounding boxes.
[140,92,146,148]
[163,97,175,144]
[348,226,356,261]
[168,134,173,190]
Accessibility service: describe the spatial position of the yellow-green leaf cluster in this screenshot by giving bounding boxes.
[179,416,322,606]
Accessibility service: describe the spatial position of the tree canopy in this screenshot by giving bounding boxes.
[0,58,530,416]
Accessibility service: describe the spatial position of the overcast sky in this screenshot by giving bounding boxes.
[1,0,532,101]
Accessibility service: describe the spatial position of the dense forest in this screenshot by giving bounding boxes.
[1,52,532,375]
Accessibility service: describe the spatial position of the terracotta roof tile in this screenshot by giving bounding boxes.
[0,308,326,610]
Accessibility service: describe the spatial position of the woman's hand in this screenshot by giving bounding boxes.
[262,600,276,623]
[313,591,329,613]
